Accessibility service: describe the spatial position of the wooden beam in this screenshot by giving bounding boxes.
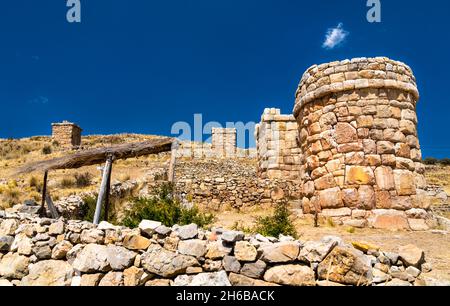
[45,193,59,219]
[93,155,114,225]
[40,171,48,217]
[168,140,179,183]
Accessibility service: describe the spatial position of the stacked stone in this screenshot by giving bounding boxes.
[176,141,254,159]
[0,212,441,286]
[293,57,429,229]
[255,108,301,180]
[212,128,237,158]
[51,121,82,149]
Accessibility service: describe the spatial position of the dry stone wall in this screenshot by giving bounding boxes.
[255,108,301,180]
[289,57,429,229]
[52,121,82,149]
[0,211,443,286]
[212,128,237,158]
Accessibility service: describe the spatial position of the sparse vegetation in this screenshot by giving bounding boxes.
[60,177,76,188]
[121,183,215,228]
[80,196,103,222]
[74,172,92,188]
[42,145,52,155]
[254,201,298,238]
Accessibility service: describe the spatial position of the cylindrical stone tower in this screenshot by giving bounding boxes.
[293,57,428,217]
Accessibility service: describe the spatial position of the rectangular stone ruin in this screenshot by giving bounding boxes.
[212,128,237,158]
[51,121,82,149]
[255,108,301,180]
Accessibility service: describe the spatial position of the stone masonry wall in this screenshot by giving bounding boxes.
[212,128,237,158]
[255,108,301,180]
[52,121,82,149]
[292,57,429,229]
[0,211,440,286]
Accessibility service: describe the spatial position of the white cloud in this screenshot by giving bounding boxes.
[322,23,349,49]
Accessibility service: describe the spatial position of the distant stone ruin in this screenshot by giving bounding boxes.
[212,128,237,158]
[52,121,82,149]
[255,108,301,181]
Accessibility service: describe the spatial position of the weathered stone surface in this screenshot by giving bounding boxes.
[375,167,395,190]
[335,123,358,144]
[0,279,13,286]
[264,265,315,286]
[228,273,279,286]
[139,220,162,237]
[222,256,241,273]
[260,242,300,263]
[155,225,171,236]
[318,187,344,208]
[0,253,29,279]
[0,235,14,252]
[205,241,232,260]
[145,279,172,286]
[123,266,152,286]
[80,273,103,286]
[173,271,231,286]
[48,221,65,235]
[0,219,19,236]
[398,244,425,268]
[21,260,73,286]
[394,170,416,196]
[240,260,267,279]
[370,210,410,231]
[99,271,123,286]
[317,246,373,285]
[345,166,375,185]
[174,224,198,240]
[234,241,257,262]
[52,241,73,260]
[408,219,429,231]
[123,234,151,250]
[178,239,207,258]
[33,245,52,260]
[106,245,136,270]
[141,244,198,278]
[72,244,110,273]
[383,278,412,286]
[299,236,340,263]
[221,230,244,243]
[80,229,104,244]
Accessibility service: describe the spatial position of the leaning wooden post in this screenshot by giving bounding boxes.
[168,140,179,183]
[93,155,114,225]
[103,161,113,222]
[40,170,48,217]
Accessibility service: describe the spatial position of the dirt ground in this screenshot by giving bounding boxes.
[213,210,450,282]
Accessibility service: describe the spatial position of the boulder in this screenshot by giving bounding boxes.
[369,209,410,231]
[106,245,136,270]
[177,239,207,258]
[260,242,300,263]
[51,241,73,260]
[173,271,231,286]
[98,271,124,286]
[234,241,257,262]
[264,265,315,286]
[123,234,151,250]
[174,224,198,240]
[123,266,152,286]
[298,236,340,263]
[139,220,162,237]
[141,244,198,278]
[145,279,172,286]
[221,230,244,243]
[20,260,73,286]
[398,244,425,268]
[33,245,52,260]
[240,260,267,279]
[317,246,373,285]
[80,273,103,286]
[0,253,29,279]
[48,221,65,235]
[80,229,105,244]
[383,278,412,286]
[72,244,111,273]
[222,256,241,273]
[155,225,172,236]
[0,219,19,236]
[205,240,232,259]
[0,236,14,252]
[228,273,279,287]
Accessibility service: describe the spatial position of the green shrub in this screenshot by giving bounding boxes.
[423,157,438,165]
[254,201,298,238]
[80,196,104,222]
[440,158,450,166]
[42,145,52,155]
[121,183,215,229]
[74,172,92,188]
[60,177,75,188]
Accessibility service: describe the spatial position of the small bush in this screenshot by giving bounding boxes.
[42,145,52,155]
[423,157,438,165]
[28,176,42,191]
[74,172,92,188]
[122,183,214,229]
[254,202,298,238]
[60,177,75,188]
[440,158,450,166]
[80,196,104,222]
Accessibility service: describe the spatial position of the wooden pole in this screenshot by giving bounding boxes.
[40,171,48,217]
[168,141,179,183]
[93,155,113,225]
[104,161,112,222]
[45,193,59,219]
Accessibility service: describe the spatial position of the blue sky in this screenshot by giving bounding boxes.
[0,0,449,157]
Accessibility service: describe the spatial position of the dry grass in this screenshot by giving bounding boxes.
[425,165,450,195]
